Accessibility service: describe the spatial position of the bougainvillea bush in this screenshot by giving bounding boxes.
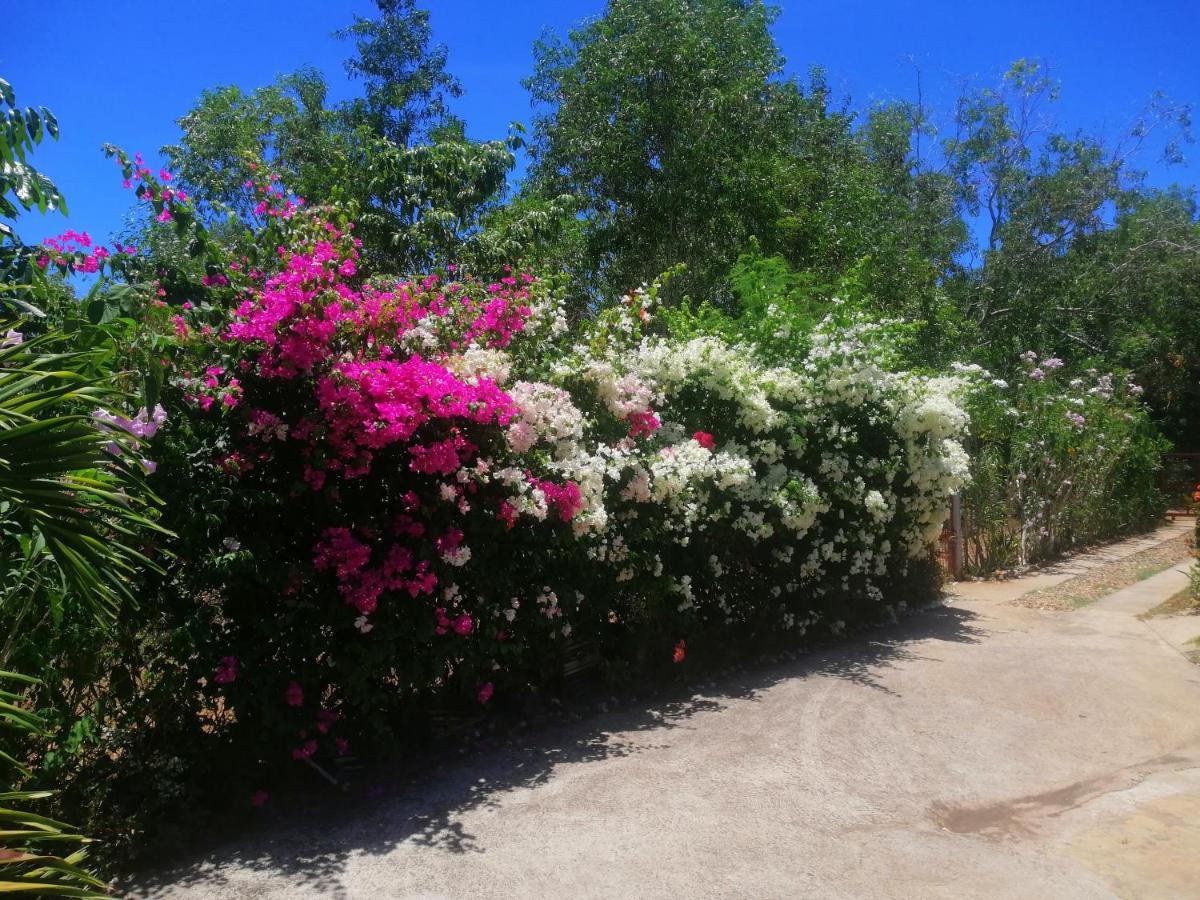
[956,355,1166,572]
[93,171,969,815]
[7,156,974,857]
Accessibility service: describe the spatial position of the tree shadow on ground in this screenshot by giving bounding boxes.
[128,600,985,898]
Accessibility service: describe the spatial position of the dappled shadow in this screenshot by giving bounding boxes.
[127,601,985,898]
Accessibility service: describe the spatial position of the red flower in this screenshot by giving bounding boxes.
[673,640,687,664]
[692,431,715,449]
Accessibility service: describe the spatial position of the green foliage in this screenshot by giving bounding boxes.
[661,250,922,368]
[336,0,463,146]
[1,77,66,320]
[523,1,967,336]
[940,59,1198,421]
[524,0,806,302]
[1,674,109,899]
[160,2,519,277]
[0,77,64,223]
[4,5,1198,880]
[0,336,166,628]
[959,360,1167,572]
[0,81,173,884]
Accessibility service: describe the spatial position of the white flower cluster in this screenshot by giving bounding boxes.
[505,381,585,455]
[489,302,972,626]
[445,344,513,386]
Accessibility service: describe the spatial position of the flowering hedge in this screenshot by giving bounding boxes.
[9,157,973,843]
[132,197,973,796]
[955,355,1166,572]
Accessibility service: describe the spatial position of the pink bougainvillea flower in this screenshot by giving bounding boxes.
[250,790,269,808]
[213,656,239,685]
[692,431,715,449]
[477,682,494,705]
[316,708,340,734]
[533,479,583,522]
[496,500,517,530]
[673,640,687,664]
[627,409,661,438]
[292,738,318,760]
[285,681,304,707]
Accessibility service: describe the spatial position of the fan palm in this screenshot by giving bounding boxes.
[0,329,167,635]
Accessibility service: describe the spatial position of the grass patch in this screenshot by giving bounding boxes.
[1138,587,1200,620]
[1185,637,1200,666]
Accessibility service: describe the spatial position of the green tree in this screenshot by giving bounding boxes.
[161,2,516,275]
[942,60,1194,359]
[1057,188,1200,443]
[1,76,65,318]
[524,0,806,303]
[1,77,167,896]
[523,0,968,349]
[337,0,463,147]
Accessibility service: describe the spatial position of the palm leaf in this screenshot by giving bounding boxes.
[0,675,109,897]
[0,329,170,624]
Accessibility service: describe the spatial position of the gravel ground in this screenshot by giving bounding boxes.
[1016,533,1193,611]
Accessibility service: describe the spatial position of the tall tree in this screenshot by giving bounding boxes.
[525,0,805,303]
[523,0,967,338]
[337,0,464,147]
[942,60,1193,352]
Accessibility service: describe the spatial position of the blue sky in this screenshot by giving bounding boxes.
[4,0,1198,246]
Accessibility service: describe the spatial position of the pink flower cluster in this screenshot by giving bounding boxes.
[38,229,134,274]
[244,169,305,220]
[627,409,662,438]
[313,358,514,479]
[179,365,242,411]
[227,245,536,380]
[533,479,584,522]
[92,404,167,473]
[461,276,535,348]
[313,526,438,614]
[213,656,239,685]
[434,607,474,636]
[202,208,591,771]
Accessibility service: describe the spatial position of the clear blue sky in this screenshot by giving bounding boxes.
[4,0,1198,246]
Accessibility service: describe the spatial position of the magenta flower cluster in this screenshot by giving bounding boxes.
[207,210,580,748]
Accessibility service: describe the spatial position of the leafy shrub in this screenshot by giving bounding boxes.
[957,355,1166,572]
[1,671,110,898]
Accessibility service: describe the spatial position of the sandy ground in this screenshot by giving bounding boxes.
[131,528,1200,900]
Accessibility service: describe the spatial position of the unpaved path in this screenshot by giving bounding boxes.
[132,527,1200,900]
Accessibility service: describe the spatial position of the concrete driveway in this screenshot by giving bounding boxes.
[132,540,1200,899]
